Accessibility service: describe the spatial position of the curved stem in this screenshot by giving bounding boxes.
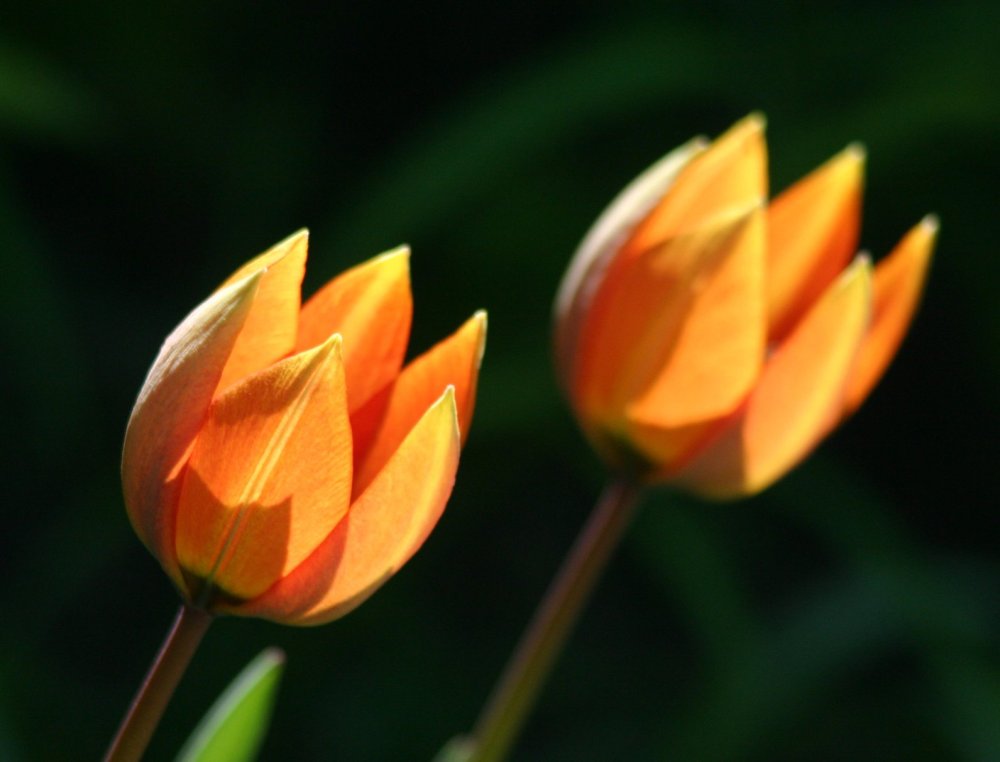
[470,477,643,762]
[104,604,212,762]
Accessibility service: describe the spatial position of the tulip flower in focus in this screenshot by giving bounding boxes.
[122,231,486,624]
[554,114,935,498]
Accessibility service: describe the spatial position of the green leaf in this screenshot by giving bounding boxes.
[175,648,285,762]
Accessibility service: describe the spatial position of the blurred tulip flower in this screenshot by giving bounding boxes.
[122,231,486,624]
[554,114,935,498]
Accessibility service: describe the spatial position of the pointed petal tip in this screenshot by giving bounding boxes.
[741,111,767,133]
[440,384,460,425]
[356,244,411,277]
[920,214,940,235]
[265,228,309,247]
[706,196,766,229]
[844,141,867,163]
[471,309,488,334]
[835,143,866,180]
[468,310,488,367]
[224,267,265,298]
[271,227,310,255]
[710,112,766,151]
[378,243,412,261]
[318,331,344,356]
[298,330,344,365]
[219,229,309,292]
[810,142,866,182]
[842,253,874,287]
[444,386,462,441]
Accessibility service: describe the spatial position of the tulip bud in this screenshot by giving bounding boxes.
[123,231,486,623]
[555,115,934,498]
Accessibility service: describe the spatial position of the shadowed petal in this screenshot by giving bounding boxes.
[122,272,261,586]
[672,257,872,498]
[767,145,864,340]
[353,311,486,497]
[843,216,937,414]
[574,204,764,429]
[215,230,308,393]
[553,138,706,389]
[175,334,352,601]
[296,246,413,413]
[234,387,460,625]
[625,204,766,428]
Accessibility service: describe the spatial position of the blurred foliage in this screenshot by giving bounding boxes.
[1,1,997,760]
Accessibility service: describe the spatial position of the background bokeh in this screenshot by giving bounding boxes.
[2,1,998,760]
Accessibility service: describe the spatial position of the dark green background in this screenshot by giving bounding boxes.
[2,1,997,759]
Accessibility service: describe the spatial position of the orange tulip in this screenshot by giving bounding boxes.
[122,231,486,624]
[554,114,934,498]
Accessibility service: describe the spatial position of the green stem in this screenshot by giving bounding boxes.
[469,477,643,762]
[104,604,213,762]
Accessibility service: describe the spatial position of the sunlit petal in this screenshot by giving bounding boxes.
[573,204,763,428]
[767,145,864,340]
[175,334,352,602]
[625,204,766,427]
[234,387,460,625]
[672,258,872,498]
[622,113,767,254]
[843,216,937,414]
[297,246,413,412]
[353,312,486,497]
[215,229,308,393]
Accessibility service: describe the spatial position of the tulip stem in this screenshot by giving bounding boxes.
[468,477,643,762]
[104,603,212,762]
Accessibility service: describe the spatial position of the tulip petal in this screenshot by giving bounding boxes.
[575,204,764,429]
[234,387,460,625]
[175,334,353,602]
[296,246,413,413]
[767,145,865,340]
[122,273,261,587]
[843,216,937,414]
[215,230,308,394]
[352,311,486,497]
[553,138,706,389]
[625,204,766,427]
[622,113,767,255]
[671,257,872,498]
